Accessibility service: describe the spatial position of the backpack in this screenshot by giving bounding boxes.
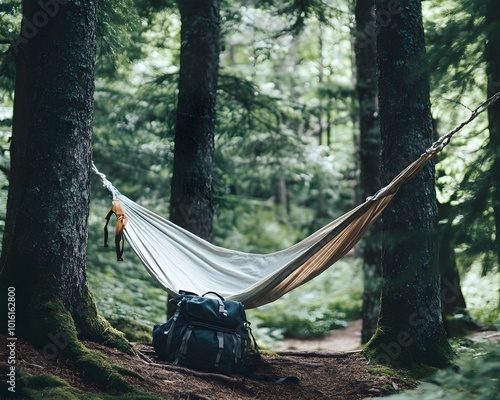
[152,291,258,375]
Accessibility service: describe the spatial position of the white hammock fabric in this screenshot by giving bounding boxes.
[93,135,446,309]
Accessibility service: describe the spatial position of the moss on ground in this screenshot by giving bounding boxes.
[108,317,152,344]
[16,370,162,400]
[19,291,153,397]
[73,284,136,354]
[363,320,455,369]
[367,360,437,382]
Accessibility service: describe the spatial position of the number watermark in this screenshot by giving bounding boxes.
[6,286,16,393]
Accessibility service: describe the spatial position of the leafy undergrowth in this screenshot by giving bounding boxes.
[460,263,500,329]
[248,259,362,343]
[373,339,500,400]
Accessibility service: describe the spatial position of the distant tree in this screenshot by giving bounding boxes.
[437,200,475,335]
[0,0,137,393]
[364,0,453,367]
[353,0,382,344]
[169,0,220,241]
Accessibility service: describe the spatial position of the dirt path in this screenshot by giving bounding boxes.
[277,320,363,353]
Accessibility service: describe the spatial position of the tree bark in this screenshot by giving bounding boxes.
[354,0,382,345]
[169,0,220,242]
[364,0,452,367]
[2,0,95,334]
[167,0,220,317]
[485,0,500,267]
[0,0,134,392]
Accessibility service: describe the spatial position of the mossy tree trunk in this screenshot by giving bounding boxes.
[169,0,220,241]
[364,0,453,368]
[354,0,382,345]
[0,0,136,393]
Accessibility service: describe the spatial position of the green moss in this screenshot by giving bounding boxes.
[258,349,280,357]
[27,291,81,352]
[74,352,132,392]
[24,292,138,394]
[367,360,437,382]
[21,372,72,390]
[112,364,147,381]
[86,315,135,355]
[75,284,135,355]
[18,371,163,399]
[363,320,455,369]
[108,317,152,344]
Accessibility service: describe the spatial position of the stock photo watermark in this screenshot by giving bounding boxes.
[356,0,403,49]
[374,278,464,364]
[6,287,16,393]
[10,0,69,55]
[4,286,73,394]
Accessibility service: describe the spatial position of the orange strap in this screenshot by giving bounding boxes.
[104,198,128,261]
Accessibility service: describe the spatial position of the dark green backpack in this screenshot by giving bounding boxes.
[152,292,257,375]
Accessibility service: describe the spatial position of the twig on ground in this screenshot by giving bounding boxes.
[19,360,45,369]
[276,358,322,367]
[178,392,212,400]
[276,349,362,358]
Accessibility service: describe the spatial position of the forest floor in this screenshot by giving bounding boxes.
[4,320,499,399]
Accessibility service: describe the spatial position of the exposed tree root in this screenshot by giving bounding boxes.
[73,284,136,356]
[136,349,245,387]
[276,349,362,358]
[18,291,152,397]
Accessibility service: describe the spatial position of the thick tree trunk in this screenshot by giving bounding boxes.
[364,0,452,367]
[0,1,134,393]
[167,0,220,317]
[169,0,220,242]
[2,0,96,335]
[354,0,382,345]
[485,0,500,267]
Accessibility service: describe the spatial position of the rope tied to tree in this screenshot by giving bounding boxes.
[91,162,120,198]
[428,91,500,154]
[368,92,500,201]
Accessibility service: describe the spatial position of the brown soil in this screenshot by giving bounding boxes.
[2,322,418,400]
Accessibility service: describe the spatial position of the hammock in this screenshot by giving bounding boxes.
[93,94,498,309]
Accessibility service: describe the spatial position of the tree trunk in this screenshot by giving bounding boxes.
[364,0,453,367]
[169,0,220,242]
[273,176,288,223]
[354,0,382,345]
[437,201,478,336]
[0,0,134,393]
[485,0,500,266]
[167,0,220,317]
